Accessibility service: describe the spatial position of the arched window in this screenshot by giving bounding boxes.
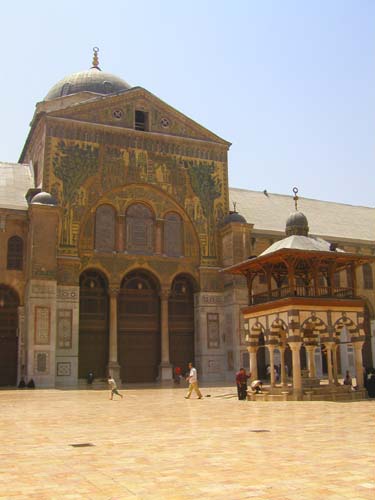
[7,236,23,270]
[95,204,116,252]
[363,263,373,290]
[164,212,183,257]
[126,204,154,254]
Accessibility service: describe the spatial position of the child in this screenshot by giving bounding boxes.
[108,375,123,400]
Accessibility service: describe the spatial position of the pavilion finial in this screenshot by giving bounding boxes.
[233,201,237,212]
[293,187,299,211]
[91,47,100,69]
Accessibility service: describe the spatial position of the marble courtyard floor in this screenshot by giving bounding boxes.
[0,385,374,500]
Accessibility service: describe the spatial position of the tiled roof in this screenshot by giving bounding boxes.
[259,235,345,256]
[0,162,33,210]
[229,187,375,242]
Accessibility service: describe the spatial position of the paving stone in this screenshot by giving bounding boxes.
[0,386,374,499]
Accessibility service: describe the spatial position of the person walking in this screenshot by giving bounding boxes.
[185,362,203,399]
[236,368,250,400]
[108,375,123,400]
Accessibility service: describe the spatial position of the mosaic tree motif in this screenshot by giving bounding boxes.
[188,162,222,256]
[52,141,99,246]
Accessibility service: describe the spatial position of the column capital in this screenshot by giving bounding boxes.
[109,287,120,298]
[304,344,317,352]
[159,287,171,300]
[352,340,365,350]
[288,340,302,352]
[247,345,258,354]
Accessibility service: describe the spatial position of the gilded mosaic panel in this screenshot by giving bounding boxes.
[46,132,227,261]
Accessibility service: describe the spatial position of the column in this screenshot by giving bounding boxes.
[159,287,172,380]
[268,345,276,387]
[325,342,334,385]
[305,345,317,378]
[279,346,287,386]
[108,289,121,382]
[248,346,258,381]
[353,340,365,389]
[332,343,339,385]
[289,341,302,397]
[155,219,163,255]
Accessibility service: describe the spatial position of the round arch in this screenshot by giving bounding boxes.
[118,269,161,382]
[78,269,109,379]
[169,274,196,373]
[0,285,20,386]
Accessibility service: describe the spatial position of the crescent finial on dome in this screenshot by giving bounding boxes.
[91,46,101,70]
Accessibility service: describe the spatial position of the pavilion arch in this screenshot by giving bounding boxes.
[301,316,328,343]
[334,316,358,343]
[269,318,289,343]
[118,269,161,383]
[78,268,109,379]
[169,273,197,371]
[0,284,20,386]
[250,321,267,379]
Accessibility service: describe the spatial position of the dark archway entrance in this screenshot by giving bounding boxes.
[79,270,109,379]
[169,275,195,375]
[118,270,160,383]
[0,286,19,386]
[257,333,266,379]
[363,305,373,368]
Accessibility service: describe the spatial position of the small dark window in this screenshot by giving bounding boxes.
[363,263,373,290]
[7,236,23,270]
[60,83,71,97]
[135,110,148,131]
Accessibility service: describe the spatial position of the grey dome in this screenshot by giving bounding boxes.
[285,211,309,236]
[44,67,131,100]
[222,211,247,225]
[31,192,58,206]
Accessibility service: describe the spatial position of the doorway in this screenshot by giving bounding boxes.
[118,270,160,382]
[0,286,19,386]
[169,275,195,376]
[79,270,109,379]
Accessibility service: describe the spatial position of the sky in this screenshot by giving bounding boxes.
[0,0,374,207]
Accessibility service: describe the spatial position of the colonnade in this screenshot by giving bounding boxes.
[247,334,365,395]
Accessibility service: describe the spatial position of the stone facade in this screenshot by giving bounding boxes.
[0,60,374,387]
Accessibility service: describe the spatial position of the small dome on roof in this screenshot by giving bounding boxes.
[31,192,58,206]
[45,68,131,100]
[222,211,247,225]
[44,48,131,100]
[285,211,309,236]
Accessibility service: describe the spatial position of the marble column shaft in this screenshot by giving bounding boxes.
[353,341,365,388]
[248,347,258,381]
[289,341,302,392]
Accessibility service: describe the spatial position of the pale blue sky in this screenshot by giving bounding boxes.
[1,0,374,206]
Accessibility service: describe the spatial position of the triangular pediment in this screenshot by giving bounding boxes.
[47,87,230,146]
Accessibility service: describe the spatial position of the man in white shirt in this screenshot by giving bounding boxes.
[185,362,203,399]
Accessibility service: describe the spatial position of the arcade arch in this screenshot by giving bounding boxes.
[78,269,109,379]
[0,285,20,386]
[168,274,196,371]
[118,269,160,382]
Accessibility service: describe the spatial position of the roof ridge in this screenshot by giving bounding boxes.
[229,186,374,210]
